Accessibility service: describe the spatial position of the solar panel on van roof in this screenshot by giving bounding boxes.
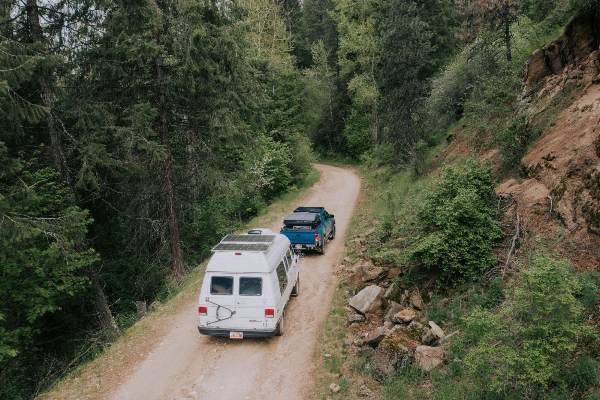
[221,234,275,243]
[212,243,271,252]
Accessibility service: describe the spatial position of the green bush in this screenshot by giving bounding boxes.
[460,255,597,397]
[407,160,501,283]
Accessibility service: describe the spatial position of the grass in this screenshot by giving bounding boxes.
[38,166,321,400]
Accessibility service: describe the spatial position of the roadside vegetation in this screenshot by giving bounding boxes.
[315,1,600,399]
[3,0,600,398]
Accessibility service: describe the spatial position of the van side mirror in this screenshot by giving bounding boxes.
[329,214,335,219]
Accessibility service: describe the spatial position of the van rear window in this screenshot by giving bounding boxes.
[239,277,262,296]
[210,276,233,295]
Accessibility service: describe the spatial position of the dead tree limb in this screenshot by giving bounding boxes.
[503,212,520,276]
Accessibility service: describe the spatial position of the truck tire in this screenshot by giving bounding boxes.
[291,277,300,297]
[318,239,326,255]
[329,225,336,240]
[275,312,285,336]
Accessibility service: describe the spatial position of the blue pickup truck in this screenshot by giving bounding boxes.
[280,207,336,254]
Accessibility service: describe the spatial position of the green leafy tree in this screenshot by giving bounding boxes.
[407,160,501,282]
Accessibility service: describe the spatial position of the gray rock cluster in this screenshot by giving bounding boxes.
[346,269,454,378]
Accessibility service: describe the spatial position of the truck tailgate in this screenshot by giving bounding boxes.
[282,230,316,244]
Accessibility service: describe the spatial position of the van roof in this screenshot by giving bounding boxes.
[207,231,291,273]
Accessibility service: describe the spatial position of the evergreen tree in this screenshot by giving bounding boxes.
[376,0,457,164]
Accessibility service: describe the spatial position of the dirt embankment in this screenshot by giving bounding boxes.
[39,164,361,400]
[497,10,600,269]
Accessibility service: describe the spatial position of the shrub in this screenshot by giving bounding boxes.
[461,255,597,397]
[406,160,501,283]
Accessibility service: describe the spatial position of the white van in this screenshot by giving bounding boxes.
[197,229,300,339]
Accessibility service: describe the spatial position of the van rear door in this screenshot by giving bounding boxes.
[203,274,238,329]
[235,275,268,330]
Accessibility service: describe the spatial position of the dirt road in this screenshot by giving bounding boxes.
[108,164,360,400]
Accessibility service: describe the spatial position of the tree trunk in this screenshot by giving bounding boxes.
[371,104,379,145]
[25,0,68,181]
[89,269,120,339]
[154,2,185,279]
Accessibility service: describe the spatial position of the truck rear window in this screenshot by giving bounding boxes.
[239,277,262,296]
[210,276,233,295]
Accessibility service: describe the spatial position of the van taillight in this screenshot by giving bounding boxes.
[315,233,320,243]
[265,308,275,318]
[198,306,207,315]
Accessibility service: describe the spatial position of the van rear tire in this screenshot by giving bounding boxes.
[291,277,299,297]
[275,312,284,336]
[329,225,336,240]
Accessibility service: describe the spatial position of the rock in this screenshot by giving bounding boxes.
[525,48,552,87]
[402,320,424,341]
[363,266,385,282]
[371,348,400,379]
[358,384,376,399]
[384,320,394,329]
[409,290,424,310]
[392,308,417,324]
[364,326,386,347]
[384,284,394,299]
[387,267,401,280]
[428,321,445,339]
[349,285,384,314]
[379,330,417,356]
[347,312,366,324]
[421,328,437,345]
[329,383,341,393]
[415,345,445,372]
[384,301,403,322]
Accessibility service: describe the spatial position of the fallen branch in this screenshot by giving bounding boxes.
[503,213,521,276]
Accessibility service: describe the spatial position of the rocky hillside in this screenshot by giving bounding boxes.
[318,7,600,400]
[499,9,600,269]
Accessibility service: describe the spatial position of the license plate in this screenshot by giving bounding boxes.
[295,244,302,249]
[229,331,243,339]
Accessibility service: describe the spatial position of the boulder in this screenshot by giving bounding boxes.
[384,301,403,322]
[428,321,445,339]
[371,348,397,378]
[415,345,445,372]
[387,267,402,280]
[347,312,366,324]
[384,282,396,299]
[363,266,386,282]
[329,383,341,393]
[364,326,386,347]
[392,308,417,324]
[409,290,425,310]
[349,285,384,314]
[379,330,417,355]
[421,328,437,345]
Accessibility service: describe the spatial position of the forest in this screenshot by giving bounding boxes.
[1,0,599,399]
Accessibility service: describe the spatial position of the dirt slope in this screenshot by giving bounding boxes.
[41,164,360,400]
